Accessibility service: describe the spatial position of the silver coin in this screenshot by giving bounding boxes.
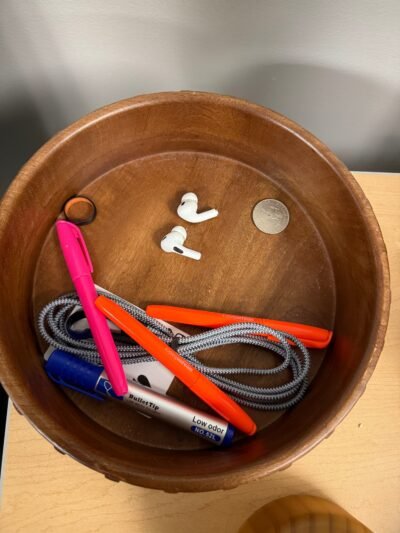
[252,199,290,234]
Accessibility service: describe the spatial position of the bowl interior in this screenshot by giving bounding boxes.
[33,151,335,449]
[0,93,386,490]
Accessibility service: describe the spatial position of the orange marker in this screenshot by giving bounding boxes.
[146,306,333,349]
[95,295,257,436]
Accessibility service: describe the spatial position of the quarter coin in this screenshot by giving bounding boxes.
[252,199,290,234]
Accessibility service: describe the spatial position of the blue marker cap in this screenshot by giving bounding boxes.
[221,424,235,447]
[45,349,104,400]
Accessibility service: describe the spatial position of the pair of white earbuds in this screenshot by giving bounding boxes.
[161,193,219,260]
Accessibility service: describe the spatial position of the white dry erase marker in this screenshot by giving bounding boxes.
[45,349,235,447]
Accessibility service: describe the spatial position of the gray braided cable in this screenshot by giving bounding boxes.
[37,291,311,411]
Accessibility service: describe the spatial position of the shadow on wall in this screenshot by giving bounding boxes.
[1,64,399,197]
[220,63,400,172]
[0,0,80,196]
[0,2,171,196]
[1,0,399,188]
[0,98,48,197]
[1,1,399,176]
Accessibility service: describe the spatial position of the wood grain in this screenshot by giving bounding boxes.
[0,93,390,491]
[0,172,398,532]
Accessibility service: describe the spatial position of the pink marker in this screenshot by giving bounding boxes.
[55,220,127,395]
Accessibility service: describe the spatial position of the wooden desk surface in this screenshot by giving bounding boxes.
[0,172,399,533]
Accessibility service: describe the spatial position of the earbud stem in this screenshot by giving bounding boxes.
[182,247,201,260]
[178,208,219,223]
[191,208,219,223]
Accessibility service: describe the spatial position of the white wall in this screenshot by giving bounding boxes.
[1,1,399,194]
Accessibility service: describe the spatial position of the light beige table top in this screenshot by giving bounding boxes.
[0,172,399,533]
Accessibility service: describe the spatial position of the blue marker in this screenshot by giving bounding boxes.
[45,349,235,447]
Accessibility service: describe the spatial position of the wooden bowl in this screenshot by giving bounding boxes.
[0,92,390,492]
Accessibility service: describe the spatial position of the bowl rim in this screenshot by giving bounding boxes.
[0,91,391,491]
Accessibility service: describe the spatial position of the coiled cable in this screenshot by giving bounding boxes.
[37,290,311,410]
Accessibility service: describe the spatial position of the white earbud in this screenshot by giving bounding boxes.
[160,226,201,260]
[177,192,219,223]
